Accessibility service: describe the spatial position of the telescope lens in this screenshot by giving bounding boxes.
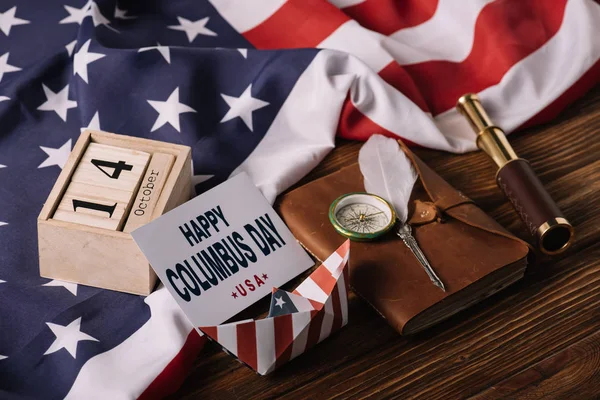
[541,224,573,255]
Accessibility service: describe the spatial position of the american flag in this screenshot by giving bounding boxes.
[0,0,598,398]
[200,240,350,375]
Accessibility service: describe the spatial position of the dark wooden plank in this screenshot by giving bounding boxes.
[471,329,600,399]
[171,86,600,399]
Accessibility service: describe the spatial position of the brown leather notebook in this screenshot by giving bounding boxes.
[277,145,530,335]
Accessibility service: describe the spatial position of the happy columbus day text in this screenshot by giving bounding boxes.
[166,205,287,302]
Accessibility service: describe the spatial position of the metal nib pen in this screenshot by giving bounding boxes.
[456,93,574,255]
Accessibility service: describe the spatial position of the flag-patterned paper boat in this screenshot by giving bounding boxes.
[200,240,350,375]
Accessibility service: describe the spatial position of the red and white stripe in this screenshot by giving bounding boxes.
[200,240,350,375]
[214,0,600,136]
[228,0,600,202]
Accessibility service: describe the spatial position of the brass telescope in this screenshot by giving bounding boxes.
[456,93,574,255]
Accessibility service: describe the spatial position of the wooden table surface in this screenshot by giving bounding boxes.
[172,86,600,400]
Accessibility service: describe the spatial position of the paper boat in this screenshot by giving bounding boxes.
[200,240,350,375]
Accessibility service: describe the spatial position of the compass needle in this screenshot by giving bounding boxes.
[330,193,396,239]
[331,193,445,291]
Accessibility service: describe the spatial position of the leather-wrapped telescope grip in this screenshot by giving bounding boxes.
[456,93,574,255]
[496,159,573,255]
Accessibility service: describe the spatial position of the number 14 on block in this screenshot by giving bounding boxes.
[53,143,150,230]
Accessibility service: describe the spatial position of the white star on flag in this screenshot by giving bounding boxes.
[0,222,6,227]
[238,48,248,58]
[88,1,114,29]
[74,39,106,84]
[168,16,216,42]
[42,279,78,296]
[65,40,77,56]
[0,52,20,83]
[147,87,196,132]
[0,163,5,168]
[44,317,99,358]
[275,296,286,308]
[220,84,269,132]
[37,84,77,122]
[0,355,7,361]
[138,42,170,64]
[81,111,101,132]
[0,6,29,36]
[0,268,5,292]
[114,5,136,19]
[0,96,8,102]
[38,139,72,169]
[60,1,114,30]
[59,1,91,25]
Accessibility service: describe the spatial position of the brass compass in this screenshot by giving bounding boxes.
[329,193,396,241]
[329,192,446,291]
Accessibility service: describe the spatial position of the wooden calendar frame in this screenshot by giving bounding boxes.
[37,130,192,295]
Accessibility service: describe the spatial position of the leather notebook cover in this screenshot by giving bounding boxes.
[277,144,530,335]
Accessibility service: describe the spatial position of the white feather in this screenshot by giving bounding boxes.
[358,134,418,223]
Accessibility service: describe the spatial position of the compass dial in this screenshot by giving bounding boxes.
[336,203,389,234]
[329,193,396,240]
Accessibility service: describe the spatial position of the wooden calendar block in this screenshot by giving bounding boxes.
[71,143,150,192]
[37,130,192,295]
[53,182,133,230]
[123,152,175,233]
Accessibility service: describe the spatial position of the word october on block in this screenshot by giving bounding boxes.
[38,130,192,295]
[124,152,175,233]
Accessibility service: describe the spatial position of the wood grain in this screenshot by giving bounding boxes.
[70,142,150,192]
[123,152,175,233]
[171,85,600,400]
[471,328,600,399]
[38,130,192,295]
[53,181,132,230]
